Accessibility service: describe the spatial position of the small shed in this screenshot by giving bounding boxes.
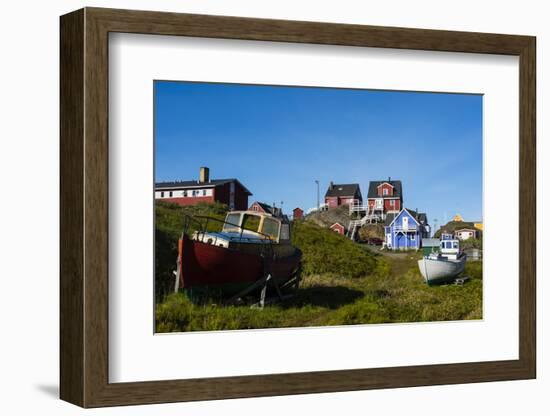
[422,238,440,256]
[330,222,346,235]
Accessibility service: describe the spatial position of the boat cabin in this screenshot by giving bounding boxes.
[222,211,290,243]
[192,210,291,250]
[439,238,461,260]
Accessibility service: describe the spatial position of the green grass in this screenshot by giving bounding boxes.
[156,255,483,332]
[155,202,482,332]
[291,221,385,278]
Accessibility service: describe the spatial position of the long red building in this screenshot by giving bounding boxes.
[155,167,252,210]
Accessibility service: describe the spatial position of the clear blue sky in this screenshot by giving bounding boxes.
[155,81,483,228]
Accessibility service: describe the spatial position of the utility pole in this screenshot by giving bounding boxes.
[315,180,320,211]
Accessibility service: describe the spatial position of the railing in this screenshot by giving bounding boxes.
[348,199,369,214]
[392,224,417,231]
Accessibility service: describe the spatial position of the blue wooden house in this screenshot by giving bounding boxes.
[384,208,429,250]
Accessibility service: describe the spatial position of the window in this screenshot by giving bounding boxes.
[241,214,262,233]
[411,234,415,241]
[169,191,173,197]
[183,190,187,197]
[390,199,395,207]
[160,191,164,198]
[280,224,290,240]
[222,213,242,233]
[383,188,388,196]
[202,189,207,196]
[261,218,280,239]
[453,242,459,249]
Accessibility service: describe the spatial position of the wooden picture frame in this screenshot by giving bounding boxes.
[60,7,536,408]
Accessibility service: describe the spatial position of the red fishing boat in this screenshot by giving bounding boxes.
[174,210,302,301]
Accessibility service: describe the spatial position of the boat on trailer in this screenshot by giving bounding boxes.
[418,238,466,285]
[174,210,302,303]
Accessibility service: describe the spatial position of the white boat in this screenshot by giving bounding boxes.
[418,238,466,285]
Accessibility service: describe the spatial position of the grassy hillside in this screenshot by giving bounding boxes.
[291,220,387,278]
[155,202,482,332]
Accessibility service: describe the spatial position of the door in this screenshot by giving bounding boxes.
[402,216,409,231]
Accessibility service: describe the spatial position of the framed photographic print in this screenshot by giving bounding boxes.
[60,7,536,408]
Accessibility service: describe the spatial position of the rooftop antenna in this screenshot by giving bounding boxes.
[315,180,320,210]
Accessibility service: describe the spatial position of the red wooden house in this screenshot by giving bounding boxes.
[324,182,362,208]
[366,178,403,219]
[249,201,282,217]
[155,167,252,210]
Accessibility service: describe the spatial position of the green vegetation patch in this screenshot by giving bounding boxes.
[291,220,384,279]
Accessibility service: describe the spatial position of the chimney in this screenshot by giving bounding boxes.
[388,176,391,182]
[329,181,334,190]
[199,167,209,183]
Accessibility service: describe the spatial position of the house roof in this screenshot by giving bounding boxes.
[386,208,422,228]
[406,208,428,224]
[325,183,361,198]
[251,201,278,215]
[367,180,403,199]
[155,178,252,195]
[384,212,397,226]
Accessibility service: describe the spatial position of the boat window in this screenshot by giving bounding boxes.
[262,217,280,239]
[223,213,242,232]
[280,223,290,240]
[453,241,459,249]
[241,214,262,233]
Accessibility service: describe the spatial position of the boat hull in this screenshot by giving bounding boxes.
[418,254,466,285]
[177,235,301,293]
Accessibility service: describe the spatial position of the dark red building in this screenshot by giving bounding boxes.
[155,167,252,210]
[293,207,304,220]
[324,182,362,208]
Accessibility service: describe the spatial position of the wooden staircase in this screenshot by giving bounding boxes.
[347,200,384,240]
